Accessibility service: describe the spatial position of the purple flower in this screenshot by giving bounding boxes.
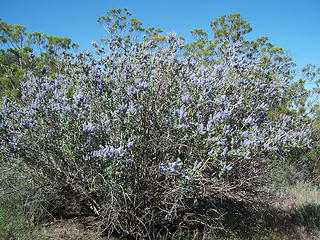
[222,164,232,172]
[82,122,95,132]
[217,138,227,146]
[181,94,191,103]
[222,147,228,157]
[126,158,134,167]
[73,92,84,104]
[241,131,249,138]
[127,140,134,149]
[82,154,91,161]
[169,159,182,172]
[137,80,149,89]
[223,124,231,134]
[243,151,251,160]
[243,139,254,147]
[198,123,205,135]
[126,86,137,95]
[179,122,189,129]
[160,164,167,172]
[206,115,214,131]
[161,158,183,173]
[117,103,126,111]
[245,116,254,125]
[115,145,126,157]
[173,106,187,120]
[194,160,202,169]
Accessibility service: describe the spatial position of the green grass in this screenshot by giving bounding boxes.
[0,195,41,240]
[0,163,51,240]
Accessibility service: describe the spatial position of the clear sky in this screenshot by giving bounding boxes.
[1,0,319,70]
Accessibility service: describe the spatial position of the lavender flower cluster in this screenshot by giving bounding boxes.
[0,32,312,185]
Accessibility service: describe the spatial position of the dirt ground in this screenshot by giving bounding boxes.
[38,216,112,240]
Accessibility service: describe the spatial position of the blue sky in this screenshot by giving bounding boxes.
[1,0,319,70]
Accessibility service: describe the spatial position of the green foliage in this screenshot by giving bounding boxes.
[0,195,40,239]
[300,141,320,182]
[183,13,320,174]
[97,8,166,51]
[183,13,312,118]
[295,202,320,230]
[0,161,52,239]
[0,18,78,102]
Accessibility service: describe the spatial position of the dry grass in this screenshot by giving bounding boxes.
[268,181,320,240]
[288,182,320,205]
[38,216,112,240]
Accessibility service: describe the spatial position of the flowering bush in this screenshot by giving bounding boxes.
[0,29,312,238]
